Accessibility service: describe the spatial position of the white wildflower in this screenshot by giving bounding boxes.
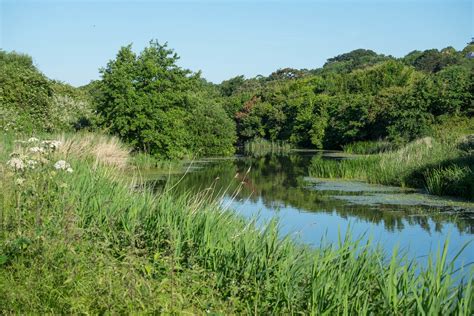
[66,167,73,173]
[7,158,25,171]
[54,160,71,171]
[27,160,38,169]
[29,146,44,154]
[15,178,25,186]
[42,140,62,150]
[27,137,40,143]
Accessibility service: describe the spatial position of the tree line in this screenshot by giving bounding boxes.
[1,41,473,158]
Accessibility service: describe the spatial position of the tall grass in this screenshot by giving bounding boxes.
[424,164,473,198]
[244,137,291,157]
[310,138,474,199]
[1,133,472,314]
[342,140,398,154]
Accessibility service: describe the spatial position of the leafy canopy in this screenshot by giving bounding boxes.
[96,40,235,158]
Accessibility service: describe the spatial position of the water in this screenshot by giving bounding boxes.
[144,151,474,271]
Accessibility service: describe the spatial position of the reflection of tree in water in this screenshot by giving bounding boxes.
[147,154,474,234]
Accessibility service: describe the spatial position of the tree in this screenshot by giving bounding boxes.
[430,66,472,115]
[187,94,236,156]
[96,40,235,158]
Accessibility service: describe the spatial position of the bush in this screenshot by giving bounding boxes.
[0,51,95,133]
[0,51,55,133]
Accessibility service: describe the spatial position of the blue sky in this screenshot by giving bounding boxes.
[1,0,472,86]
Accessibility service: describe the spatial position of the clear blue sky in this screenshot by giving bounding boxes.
[1,0,472,86]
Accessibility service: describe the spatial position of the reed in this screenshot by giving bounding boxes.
[1,133,472,314]
[342,140,398,154]
[244,137,291,157]
[310,138,473,199]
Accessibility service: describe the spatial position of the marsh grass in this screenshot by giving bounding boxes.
[56,132,130,169]
[343,140,398,154]
[310,138,474,199]
[244,137,291,157]
[1,133,472,314]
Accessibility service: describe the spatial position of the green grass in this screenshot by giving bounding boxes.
[244,137,292,157]
[1,133,473,314]
[310,138,474,199]
[343,140,398,154]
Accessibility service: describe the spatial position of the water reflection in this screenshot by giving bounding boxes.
[144,152,474,266]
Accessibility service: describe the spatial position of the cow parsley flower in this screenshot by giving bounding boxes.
[29,146,44,154]
[27,160,38,169]
[54,160,72,172]
[28,137,40,143]
[42,140,62,150]
[7,158,25,171]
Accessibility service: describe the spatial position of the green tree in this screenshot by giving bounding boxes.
[187,94,236,156]
[96,40,235,158]
[430,65,472,115]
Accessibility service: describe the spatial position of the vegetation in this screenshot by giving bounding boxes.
[2,42,472,161]
[223,51,472,150]
[94,41,235,159]
[0,51,94,133]
[309,134,474,199]
[1,39,473,312]
[243,137,291,157]
[1,133,472,314]
[342,140,397,154]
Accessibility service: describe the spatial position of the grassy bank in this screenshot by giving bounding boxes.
[1,133,472,314]
[310,136,473,200]
[342,140,398,154]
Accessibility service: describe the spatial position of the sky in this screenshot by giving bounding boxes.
[1,0,472,87]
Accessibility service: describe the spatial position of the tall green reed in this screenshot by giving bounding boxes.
[244,137,292,157]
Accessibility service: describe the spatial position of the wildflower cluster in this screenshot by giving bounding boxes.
[5,137,73,174]
[54,160,73,173]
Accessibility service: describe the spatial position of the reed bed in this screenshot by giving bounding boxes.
[244,137,292,157]
[1,133,472,314]
[310,138,473,199]
[342,140,398,154]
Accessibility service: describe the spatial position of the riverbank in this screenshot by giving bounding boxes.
[1,133,472,314]
[309,135,473,200]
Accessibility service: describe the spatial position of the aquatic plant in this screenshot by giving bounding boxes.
[244,137,292,157]
[342,140,398,154]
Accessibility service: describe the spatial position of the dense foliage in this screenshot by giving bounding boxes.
[0,51,93,133]
[2,42,472,157]
[94,41,235,158]
[221,46,473,149]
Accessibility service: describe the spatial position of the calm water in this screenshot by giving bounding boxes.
[145,152,474,270]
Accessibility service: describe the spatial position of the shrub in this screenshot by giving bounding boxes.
[0,51,55,133]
